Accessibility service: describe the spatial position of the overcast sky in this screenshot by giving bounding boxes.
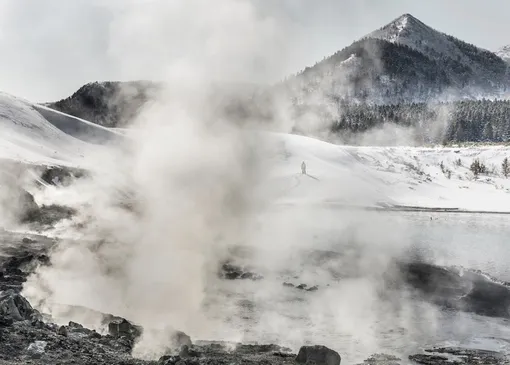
[1,0,509,102]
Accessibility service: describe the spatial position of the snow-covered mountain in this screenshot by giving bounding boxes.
[282,13,510,106]
[47,14,510,136]
[367,14,509,90]
[496,45,510,63]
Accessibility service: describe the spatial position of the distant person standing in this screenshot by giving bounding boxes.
[301,161,306,175]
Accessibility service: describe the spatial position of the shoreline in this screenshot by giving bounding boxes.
[275,202,510,215]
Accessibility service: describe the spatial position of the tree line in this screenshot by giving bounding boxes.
[329,99,510,143]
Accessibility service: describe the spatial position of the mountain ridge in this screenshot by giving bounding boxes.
[45,13,510,137]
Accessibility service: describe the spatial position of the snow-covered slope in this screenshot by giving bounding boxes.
[0,92,509,213]
[267,133,510,213]
[496,45,510,63]
[0,92,119,168]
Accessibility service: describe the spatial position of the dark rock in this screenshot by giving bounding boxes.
[107,317,143,341]
[31,319,45,329]
[22,237,36,244]
[409,354,451,365]
[273,351,295,358]
[69,321,83,329]
[159,355,181,364]
[394,261,510,319]
[0,252,53,295]
[0,283,23,293]
[5,269,24,277]
[67,321,96,336]
[24,204,77,226]
[236,344,292,354]
[4,252,36,271]
[296,345,341,365]
[0,316,13,326]
[419,347,508,364]
[283,282,319,292]
[58,325,68,337]
[171,330,192,348]
[37,254,51,265]
[0,290,38,321]
[240,272,263,280]
[88,330,102,339]
[220,262,263,281]
[408,347,510,365]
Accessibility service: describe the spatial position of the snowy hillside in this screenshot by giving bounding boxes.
[266,133,510,213]
[0,93,119,168]
[496,45,510,63]
[0,92,509,214]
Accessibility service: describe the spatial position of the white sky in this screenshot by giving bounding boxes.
[1,0,509,102]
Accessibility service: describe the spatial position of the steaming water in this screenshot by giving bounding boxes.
[10,206,510,363]
[198,209,510,364]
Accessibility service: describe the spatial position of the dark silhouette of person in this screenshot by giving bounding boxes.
[301,161,306,175]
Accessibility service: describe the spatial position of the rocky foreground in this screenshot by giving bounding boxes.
[0,233,509,364]
[1,288,508,365]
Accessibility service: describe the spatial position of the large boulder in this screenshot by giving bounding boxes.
[0,290,40,322]
[106,316,143,341]
[296,345,341,365]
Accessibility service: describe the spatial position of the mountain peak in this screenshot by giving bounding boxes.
[367,13,436,47]
[392,13,421,24]
[365,13,498,66]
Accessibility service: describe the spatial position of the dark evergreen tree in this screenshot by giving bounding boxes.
[502,158,510,178]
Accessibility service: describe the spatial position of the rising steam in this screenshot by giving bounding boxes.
[6,0,468,362]
[22,0,285,359]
